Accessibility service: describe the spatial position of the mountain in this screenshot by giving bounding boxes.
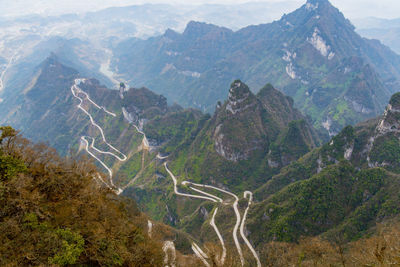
[0,55,121,155]
[123,85,400,265]
[0,126,203,266]
[112,0,400,138]
[0,1,303,102]
[355,17,400,54]
[246,92,400,245]
[159,80,320,191]
[2,53,400,265]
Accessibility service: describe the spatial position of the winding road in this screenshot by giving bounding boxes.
[0,49,19,93]
[72,77,260,266]
[184,180,243,266]
[72,80,127,161]
[164,163,219,203]
[240,191,262,267]
[80,136,114,189]
[77,88,116,117]
[210,207,227,265]
[163,163,261,266]
[71,79,126,193]
[192,242,210,267]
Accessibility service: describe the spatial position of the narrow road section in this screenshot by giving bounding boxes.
[240,191,262,267]
[0,49,19,94]
[164,163,245,266]
[192,242,210,267]
[210,207,227,265]
[71,78,126,194]
[183,181,244,266]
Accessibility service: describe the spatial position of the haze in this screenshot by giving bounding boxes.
[1,0,400,20]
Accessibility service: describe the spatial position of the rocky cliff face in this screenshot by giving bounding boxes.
[376,93,400,136]
[211,80,319,165]
[160,80,321,192]
[366,93,400,169]
[121,87,169,129]
[213,81,270,162]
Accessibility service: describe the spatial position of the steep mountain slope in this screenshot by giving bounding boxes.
[0,126,203,266]
[120,81,320,266]
[0,55,124,155]
[246,92,400,246]
[163,80,319,191]
[113,0,400,137]
[3,53,400,265]
[123,88,400,264]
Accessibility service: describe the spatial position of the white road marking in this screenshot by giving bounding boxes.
[192,242,210,267]
[0,48,19,93]
[240,191,261,267]
[210,207,226,265]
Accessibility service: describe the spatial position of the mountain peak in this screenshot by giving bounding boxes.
[375,92,400,137]
[225,80,255,115]
[183,21,215,36]
[306,0,332,8]
[228,80,251,102]
[183,21,232,38]
[306,0,331,4]
[41,53,60,67]
[389,92,400,110]
[38,53,77,79]
[282,0,353,33]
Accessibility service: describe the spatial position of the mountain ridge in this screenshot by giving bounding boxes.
[112,0,400,138]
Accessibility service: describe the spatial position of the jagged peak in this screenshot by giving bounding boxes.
[41,52,60,66]
[38,53,78,77]
[163,28,179,39]
[223,80,257,115]
[183,21,232,38]
[389,92,400,110]
[257,83,276,97]
[228,80,251,102]
[305,0,333,9]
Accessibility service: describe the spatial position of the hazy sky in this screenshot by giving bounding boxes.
[1,0,400,19]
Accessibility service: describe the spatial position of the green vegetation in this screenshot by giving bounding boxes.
[252,162,390,243]
[370,134,400,171]
[0,126,164,266]
[113,0,400,138]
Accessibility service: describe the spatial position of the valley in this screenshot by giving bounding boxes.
[70,73,263,265]
[163,161,261,266]
[1,0,400,266]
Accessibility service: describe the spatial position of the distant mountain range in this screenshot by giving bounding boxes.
[113,0,400,138]
[354,17,400,54]
[0,0,311,116]
[2,0,399,138]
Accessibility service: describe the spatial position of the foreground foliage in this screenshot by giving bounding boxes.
[0,126,163,266]
[259,222,400,266]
